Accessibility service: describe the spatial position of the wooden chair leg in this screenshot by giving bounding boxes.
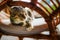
[0,33,2,38]
[46,20,58,40]
[18,37,23,40]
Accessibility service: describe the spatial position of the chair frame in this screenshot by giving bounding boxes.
[0,0,60,40]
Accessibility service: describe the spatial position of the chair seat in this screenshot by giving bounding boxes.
[0,17,60,35]
[0,18,48,35]
[41,24,60,35]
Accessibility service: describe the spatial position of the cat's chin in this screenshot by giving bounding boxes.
[11,22,24,26]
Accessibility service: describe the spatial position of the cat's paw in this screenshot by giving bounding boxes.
[26,26,33,31]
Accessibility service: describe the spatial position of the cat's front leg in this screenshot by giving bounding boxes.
[25,22,34,31]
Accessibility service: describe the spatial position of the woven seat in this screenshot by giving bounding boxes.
[0,0,60,40]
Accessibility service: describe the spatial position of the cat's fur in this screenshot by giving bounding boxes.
[10,6,34,31]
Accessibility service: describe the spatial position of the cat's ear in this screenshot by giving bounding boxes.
[6,5,13,13]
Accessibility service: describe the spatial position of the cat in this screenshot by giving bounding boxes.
[10,6,34,31]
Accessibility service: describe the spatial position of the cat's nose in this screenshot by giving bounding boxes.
[19,22,24,26]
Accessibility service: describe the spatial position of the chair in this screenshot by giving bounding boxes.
[0,0,60,40]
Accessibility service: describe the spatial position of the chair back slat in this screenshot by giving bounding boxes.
[31,0,37,4]
[51,0,57,8]
[37,2,50,16]
[43,0,54,11]
[56,0,60,6]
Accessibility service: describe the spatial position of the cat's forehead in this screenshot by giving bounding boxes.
[12,7,23,11]
[12,7,25,12]
[11,6,32,17]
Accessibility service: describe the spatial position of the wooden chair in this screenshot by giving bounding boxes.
[0,0,60,40]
